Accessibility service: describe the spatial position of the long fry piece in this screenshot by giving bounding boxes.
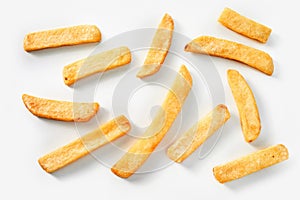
[227,69,261,142]
[213,144,289,183]
[63,46,131,86]
[218,8,272,43]
[111,65,192,178]
[38,115,131,173]
[22,94,99,122]
[24,25,101,52]
[167,104,230,163]
[185,36,274,75]
[136,14,174,78]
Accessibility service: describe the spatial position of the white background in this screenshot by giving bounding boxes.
[1,0,299,199]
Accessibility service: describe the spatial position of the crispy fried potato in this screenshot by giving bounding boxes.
[136,14,174,78]
[38,115,131,173]
[218,8,272,43]
[22,94,99,122]
[63,46,131,86]
[185,36,274,75]
[227,70,261,142]
[213,144,289,183]
[167,104,230,163]
[24,25,101,52]
[111,65,192,178]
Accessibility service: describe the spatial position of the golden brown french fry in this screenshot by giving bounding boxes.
[24,25,101,52]
[63,46,131,86]
[213,144,289,183]
[167,104,230,163]
[22,94,99,122]
[38,115,131,173]
[218,8,272,43]
[111,65,192,178]
[227,69,261,142]
[136,14,174,78]
[185,36,274,75]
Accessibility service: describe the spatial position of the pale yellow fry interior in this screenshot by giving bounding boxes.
[185,36,274,75]
[22,94,99,122]
[136,14,174,78]
[227,69,261,142]
[38,115,131,173]
[63,46,131,86]
[24,25,101,52]
[111,65,192,178]
[167,104,230,163]
[213,144,289,183]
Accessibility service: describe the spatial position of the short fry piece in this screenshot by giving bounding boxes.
[22,94,99,122]
[227,70,261,142]
[167,104,230,163]
[218,8,272,43]
[136,14,174,78]
[213,144,289,183]
[111,65,192,178]
[38,115,131,173]
[185,36,274,75]
[24,25,101,52]
[63,46,131,86]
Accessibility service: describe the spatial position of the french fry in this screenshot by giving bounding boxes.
[111,65,192,178]
[22,94,99,122]
[24,25,101,52]
[136,14,174,78]
[218,8,272,43]
[213,144,289,183]
[167,104,230,163]
[227,69,261,142]
[38,115,131,173]
[63,46,131,86]
[185,36,274,75]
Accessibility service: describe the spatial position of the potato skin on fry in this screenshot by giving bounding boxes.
[24,25,101,52]
[227,70,261,142]
[218,8,272,43]
[185,36,274,75]
[38,115,131,173]
[213,144,289,183]
[22,94,99,122]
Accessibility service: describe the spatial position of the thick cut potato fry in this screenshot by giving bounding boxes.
[22,94,99,122]
[38,115,131,173]
[136,14,174,78]
[218,8,272,43]
[111,65,192,178]
[24,25,101,52]
[167,104,230,163]
[227,70,261,142]
[213,144,289,183]
[63,46,131,86]
[185,36,274,75]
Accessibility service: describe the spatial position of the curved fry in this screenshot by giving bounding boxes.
[185,36,274,75]
[111,65,192,178]
[22,94,99,122]
[227,69,261,142]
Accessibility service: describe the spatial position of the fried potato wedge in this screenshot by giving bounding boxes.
[24,25,101,52]
[185,36,274,75]
[111,65,192,178]
[63,46,131,86]
[38,115,131,173]
[136,14,174,78]
[22,94,99,122]
[213,144,289,183]
[167,104,230,163]
[218,8,272,43]
[227,70,261,142]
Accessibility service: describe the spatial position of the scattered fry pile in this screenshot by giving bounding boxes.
[22,8,288,183]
